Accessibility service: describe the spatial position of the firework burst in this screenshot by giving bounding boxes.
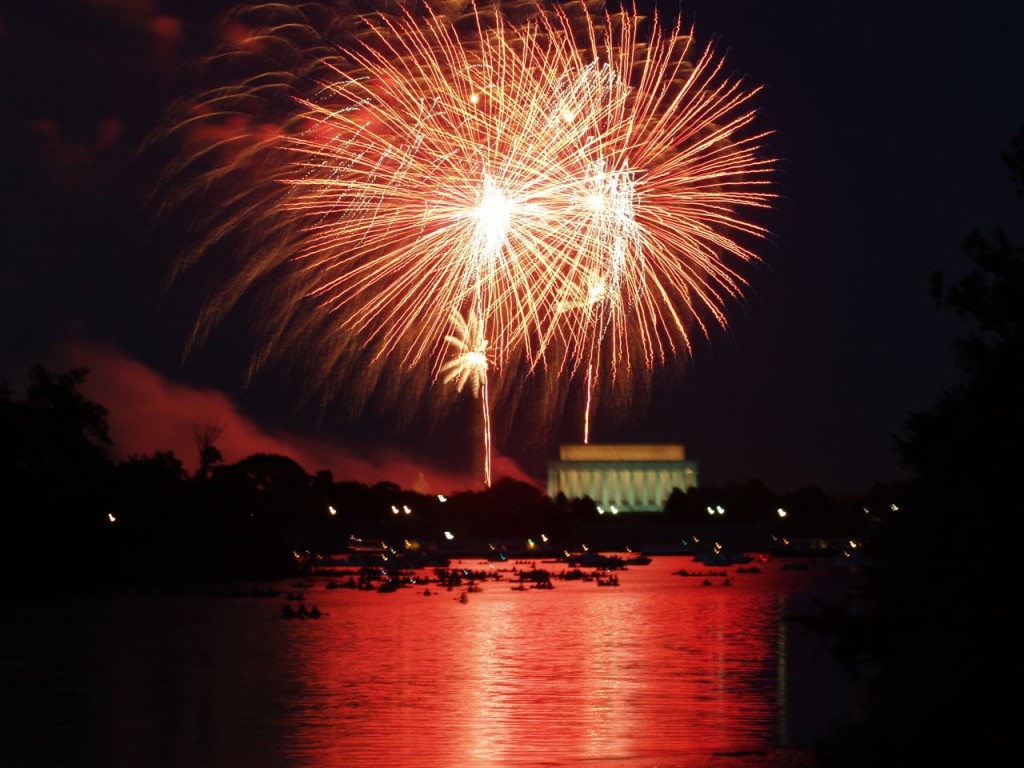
[153,0,776,487]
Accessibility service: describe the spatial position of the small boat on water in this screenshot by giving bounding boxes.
[624,554,652,566]
[596,573,620,587]
[281,603,322,619]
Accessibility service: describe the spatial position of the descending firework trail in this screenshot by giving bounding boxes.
[153,0,775,486]
[440,307,491,486]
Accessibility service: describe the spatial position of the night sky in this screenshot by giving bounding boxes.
[1,0,1021,495]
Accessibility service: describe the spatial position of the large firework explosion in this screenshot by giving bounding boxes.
[152,0,776,487]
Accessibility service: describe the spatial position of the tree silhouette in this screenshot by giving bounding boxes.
[816,127,1024,767]
[1,366,114,582]
[192,421,225,480]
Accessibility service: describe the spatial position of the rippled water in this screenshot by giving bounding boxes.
[2,556,861,767]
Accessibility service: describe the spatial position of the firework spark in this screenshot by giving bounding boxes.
[154,0,776,486]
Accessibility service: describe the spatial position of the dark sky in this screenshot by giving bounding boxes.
[1,0,1021,495]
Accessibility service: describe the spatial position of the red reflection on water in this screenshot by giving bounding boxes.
[273,557,856,767]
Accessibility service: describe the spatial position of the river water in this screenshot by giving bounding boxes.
[2,556,863,767]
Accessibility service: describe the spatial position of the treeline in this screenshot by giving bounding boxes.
[810,128,1024,766]
[1,364,889,588]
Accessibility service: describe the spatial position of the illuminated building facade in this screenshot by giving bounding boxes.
[547,444,698,513]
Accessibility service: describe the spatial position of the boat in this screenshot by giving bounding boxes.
[282,604,321,619]
[693,549,753,566]
[624,554,652,566]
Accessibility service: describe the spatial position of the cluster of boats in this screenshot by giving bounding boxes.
[266,546,842,618]
[560,551,651,568]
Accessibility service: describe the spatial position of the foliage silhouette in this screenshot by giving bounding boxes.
[1,366,114,581]
[814,126,1023,766]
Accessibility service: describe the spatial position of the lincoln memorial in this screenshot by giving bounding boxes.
[546,443,698,513]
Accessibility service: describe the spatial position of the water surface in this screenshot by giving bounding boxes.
[2,556,861,767]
